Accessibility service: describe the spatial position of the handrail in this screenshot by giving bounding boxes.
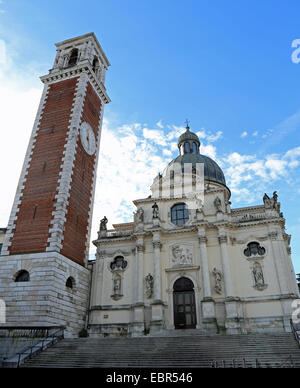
[16,327,64,368]
[210,355,294,368]
[277,355,294,368]
[290,318,300,348]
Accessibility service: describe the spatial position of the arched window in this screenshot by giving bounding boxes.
[192,142,198,153]
[66,276,75,289]
[92,56,99,74]
[244,242,265,257]
[171,203,189,226]
[68,48,78,66]
[184,142,190,154]
[15,270,30,282]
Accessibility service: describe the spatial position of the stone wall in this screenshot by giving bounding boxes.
[0,252,90,337]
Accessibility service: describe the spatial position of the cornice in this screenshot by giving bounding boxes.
[165,265,200,273]
[93,235,133,244]
[40,61,110,104]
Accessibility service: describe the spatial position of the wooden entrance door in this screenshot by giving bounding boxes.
[173,277,197,329]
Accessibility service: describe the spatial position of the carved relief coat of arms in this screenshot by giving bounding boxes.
[171,244,193,266]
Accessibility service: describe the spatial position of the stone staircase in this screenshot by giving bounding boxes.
[21,332,300,368]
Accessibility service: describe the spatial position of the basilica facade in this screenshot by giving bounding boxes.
[89,126,299,337]
[0,33,298,338]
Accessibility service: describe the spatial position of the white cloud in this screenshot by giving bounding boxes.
[142,127,167,146]
[196,129,222,142]
[252,131,258,136]
[165,125,185,141]
[240,131,248,138]
[156,120,164,129]
[170,142,178,151]
[284,146,300,160]
[265,158,287,180]
[201,144,217,159]
[163,149,172,156]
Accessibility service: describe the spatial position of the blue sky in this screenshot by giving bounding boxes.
[0,0,300,271]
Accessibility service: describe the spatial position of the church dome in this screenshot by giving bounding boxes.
[164,124,227,187]
[167,153,226,186]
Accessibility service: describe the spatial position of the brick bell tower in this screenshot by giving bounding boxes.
[0,33,110,336]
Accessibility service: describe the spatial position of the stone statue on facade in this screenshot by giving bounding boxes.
[214,196,222,213]
[263,193,271,208]
[111,274,122,300]
[252,262,266,290]
[135,207,144,223]
[152,202,159,219]
[263,191,280,212]
[145,273,154,299]
[113,277,121,293]
[100,216,108,231]
[212,267,223,294]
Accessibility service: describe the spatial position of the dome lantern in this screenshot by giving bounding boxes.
[178,121,201,156]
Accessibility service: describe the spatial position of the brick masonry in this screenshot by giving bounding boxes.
[61,81,102,265]
[9,78,79,255]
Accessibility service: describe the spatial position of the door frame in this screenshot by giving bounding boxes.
[173,277,197,329]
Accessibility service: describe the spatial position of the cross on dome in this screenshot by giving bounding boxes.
[185,119,190,131]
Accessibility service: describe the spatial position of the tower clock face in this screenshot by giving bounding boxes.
[80,122,96,155]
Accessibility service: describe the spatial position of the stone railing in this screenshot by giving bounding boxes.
[99,229,132,239]
[230,210,267,223]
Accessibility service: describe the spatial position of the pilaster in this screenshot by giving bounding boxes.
[218,229,241,334]
[151,232,164,332]
[132,238,145,336]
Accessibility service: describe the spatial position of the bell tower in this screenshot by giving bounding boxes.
[0,33,110,336]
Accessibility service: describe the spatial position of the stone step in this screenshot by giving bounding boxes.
[22,333,300,368]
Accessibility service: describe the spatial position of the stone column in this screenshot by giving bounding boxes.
[132,238,145,336]
[198,233,211,299]
[198,229,216,331]
[218,234,234,298]
[88,250,105,337]
[153,240,162,302]
[218,232,241,334]
[136,242,144,304]
[268,231,290,295]
[268,230,294,332]
[151,232,164,333]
